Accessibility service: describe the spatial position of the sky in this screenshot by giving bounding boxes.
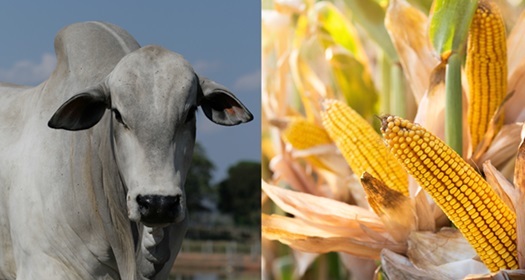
[0,2,261,183]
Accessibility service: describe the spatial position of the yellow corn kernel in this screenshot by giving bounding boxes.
[466,0,507,151]
[321,99,408,195]
[281,117,333,169]
[282,117,332,150]
[381,115,517,272]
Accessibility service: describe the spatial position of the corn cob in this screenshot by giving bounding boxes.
[282,117,332,149]
[380,115,517,272]
[466,0,507,151]
[281,117,333,170]
[321,99,408,195]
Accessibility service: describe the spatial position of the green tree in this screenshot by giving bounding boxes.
[185,142,215,211]
[217,161,261,226]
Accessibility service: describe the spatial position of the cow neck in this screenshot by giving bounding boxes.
[93,115,139,278]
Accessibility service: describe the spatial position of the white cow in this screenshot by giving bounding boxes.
[0,21,252,279]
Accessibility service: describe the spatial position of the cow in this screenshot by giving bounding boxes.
[0,21,253,279]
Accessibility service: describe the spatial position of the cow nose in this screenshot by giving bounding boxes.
[136,195,180,225]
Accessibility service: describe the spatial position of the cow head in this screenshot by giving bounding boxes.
[48,45,253,227]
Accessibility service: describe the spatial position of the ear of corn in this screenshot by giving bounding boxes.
[466,0,507,151]
[361,172,416,242]
[281,117,333,170]
[321,99,408,195]
[281,117,332,150]
[381,115,517,272]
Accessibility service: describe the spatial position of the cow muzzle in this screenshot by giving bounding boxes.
[136,194,181,226]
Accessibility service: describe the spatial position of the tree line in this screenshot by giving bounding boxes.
[185,142,260,227]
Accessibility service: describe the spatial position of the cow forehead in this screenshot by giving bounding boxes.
[110,45,196,91]
[108,45,198,116]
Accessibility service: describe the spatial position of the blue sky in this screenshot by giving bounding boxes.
[0,2,261,182]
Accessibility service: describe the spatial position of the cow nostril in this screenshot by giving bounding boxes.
[135,194,181,225]
[136,195,151,211]
[169,195,180,207]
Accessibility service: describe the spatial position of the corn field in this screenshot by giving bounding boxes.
[261,0,525,279]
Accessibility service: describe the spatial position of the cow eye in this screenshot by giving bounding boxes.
[112,109,125,125]
[185,106,197,123]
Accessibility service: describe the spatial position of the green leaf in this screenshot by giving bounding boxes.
[313,2,361,55]
[328,46,379,121]
[293,3,379,121]
[312,1,371,68]
[429,0,478,57]
[407,0,432,13]
[337,0,399,61]
[391,63,406,118]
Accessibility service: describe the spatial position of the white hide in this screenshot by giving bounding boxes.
[0,21,252,280]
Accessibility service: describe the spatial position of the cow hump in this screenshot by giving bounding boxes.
[51,21,141,88]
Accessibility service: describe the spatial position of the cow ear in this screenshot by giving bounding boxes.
[197,76,253,126]
[48,86,109,131]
